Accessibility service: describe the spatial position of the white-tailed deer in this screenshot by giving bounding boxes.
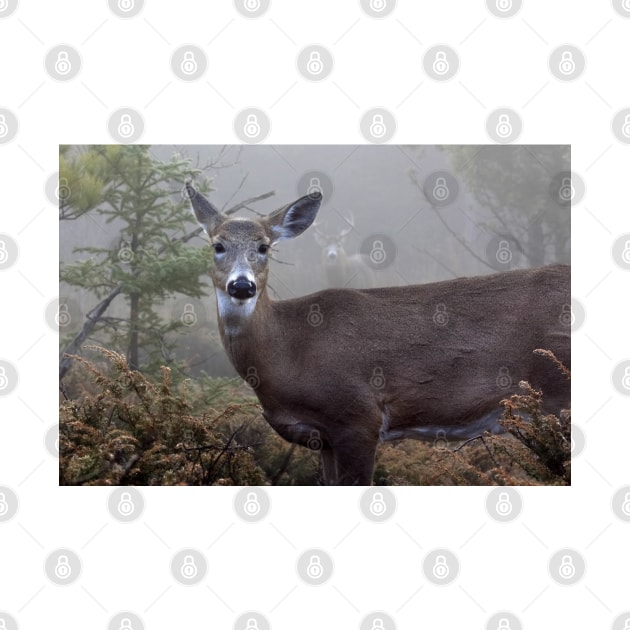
[187,183,571,485]
[313,211,374,288]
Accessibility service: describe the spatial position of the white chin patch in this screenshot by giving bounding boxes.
[230,296,250,305]
[216,290,257,325]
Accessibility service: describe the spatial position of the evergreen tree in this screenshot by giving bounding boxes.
[59,145,213,377]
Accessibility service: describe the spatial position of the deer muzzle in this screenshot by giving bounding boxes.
[228,277,257,300]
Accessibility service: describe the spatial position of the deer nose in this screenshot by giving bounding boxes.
[228,277,257,300]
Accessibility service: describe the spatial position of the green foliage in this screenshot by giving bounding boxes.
[60,145,217,375]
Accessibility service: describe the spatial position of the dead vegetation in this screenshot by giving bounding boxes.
[59,347,570,486]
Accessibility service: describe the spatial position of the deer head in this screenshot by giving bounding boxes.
[186,181,322,320]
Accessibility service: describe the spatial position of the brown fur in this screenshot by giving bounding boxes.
[187,183,570,485]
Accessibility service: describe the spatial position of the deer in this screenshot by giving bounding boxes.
[313,211,374,289]
[186,182,571,485]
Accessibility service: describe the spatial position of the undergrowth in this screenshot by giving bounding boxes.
[60,347,571,486]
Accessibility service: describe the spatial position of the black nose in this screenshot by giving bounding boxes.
[228,277,256,299]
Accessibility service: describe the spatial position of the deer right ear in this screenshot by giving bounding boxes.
[185,181,225,233]
[265,191,322,242]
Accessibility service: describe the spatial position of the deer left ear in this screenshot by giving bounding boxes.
[265,192,322,242]
[186,181,225,234]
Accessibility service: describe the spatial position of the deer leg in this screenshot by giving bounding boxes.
[331,442,377,486]
[320,448,338,485]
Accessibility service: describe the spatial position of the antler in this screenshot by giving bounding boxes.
[337,208,354,238]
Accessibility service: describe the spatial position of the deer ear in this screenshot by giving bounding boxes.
[265,192,322,242]
[185,181,225,233]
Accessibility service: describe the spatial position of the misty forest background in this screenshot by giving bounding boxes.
[58,145,571,486]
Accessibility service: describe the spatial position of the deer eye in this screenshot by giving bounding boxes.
[213,242,226,254]
[258,244,270,255]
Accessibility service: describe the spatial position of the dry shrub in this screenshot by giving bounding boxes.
[60,346,266,485]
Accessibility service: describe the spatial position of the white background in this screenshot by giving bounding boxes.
[0,1,629,628]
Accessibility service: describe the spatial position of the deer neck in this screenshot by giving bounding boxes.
[215,288,273,371]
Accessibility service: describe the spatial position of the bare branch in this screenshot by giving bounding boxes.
[225,190,276,216]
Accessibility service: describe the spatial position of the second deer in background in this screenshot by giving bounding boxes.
[313,210,375,289]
